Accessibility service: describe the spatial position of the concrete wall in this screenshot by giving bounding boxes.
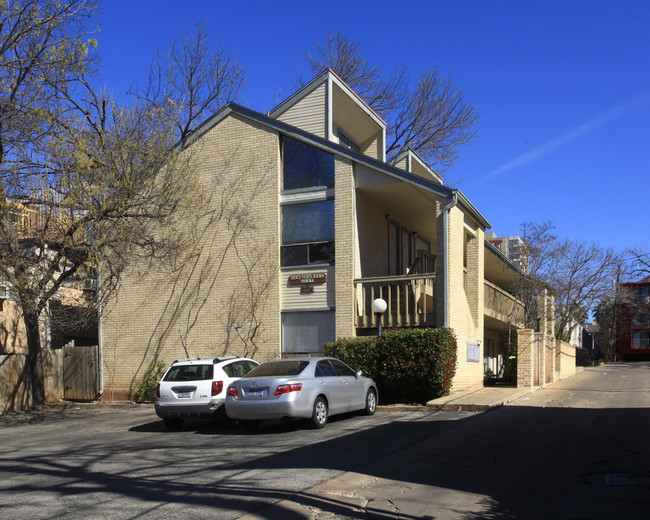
[555,339,577,379]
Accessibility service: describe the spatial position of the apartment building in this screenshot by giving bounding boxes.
[617,276,650,361]
[100,70,547,399]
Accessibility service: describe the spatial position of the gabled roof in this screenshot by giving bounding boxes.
[176,101,490,230]
[388,148,443,184]
[268,68,386,129]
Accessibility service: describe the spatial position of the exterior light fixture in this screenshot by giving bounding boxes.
[372,298,388,337]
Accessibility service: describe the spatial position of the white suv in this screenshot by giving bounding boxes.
[155,356,258,429]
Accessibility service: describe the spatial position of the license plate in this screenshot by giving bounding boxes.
[177,391,192,398]
[248,389,264,397]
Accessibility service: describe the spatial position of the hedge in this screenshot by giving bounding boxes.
[324,328,457,405]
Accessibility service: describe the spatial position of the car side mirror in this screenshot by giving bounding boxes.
[356,370,363,378]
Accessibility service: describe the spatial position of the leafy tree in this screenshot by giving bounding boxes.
[0,2,247,404]
[304,32,478,174]
[593,297,617,362]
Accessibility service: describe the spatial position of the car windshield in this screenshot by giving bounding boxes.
[244,360,309,377]
[164,364,213,381]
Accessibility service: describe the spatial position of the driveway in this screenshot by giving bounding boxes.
[0,403,472,519]
[3,363,648,519]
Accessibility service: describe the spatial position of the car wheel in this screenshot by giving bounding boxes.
[311,397,328,429]
[163,418,183,430]
[364,389,377,416]
[240,420,260,431]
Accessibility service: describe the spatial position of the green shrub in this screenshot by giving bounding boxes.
[324,328,457,404]
[134,361,166,402]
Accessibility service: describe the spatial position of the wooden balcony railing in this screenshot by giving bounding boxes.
[354,274,436,329]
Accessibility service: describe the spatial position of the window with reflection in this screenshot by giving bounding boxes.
[282,136,334,190]
[281,200,335,266]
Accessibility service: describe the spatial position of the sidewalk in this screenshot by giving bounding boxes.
[425,384,535,411]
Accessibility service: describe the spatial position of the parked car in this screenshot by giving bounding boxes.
[155,356,258,429]
[225,357,378,429]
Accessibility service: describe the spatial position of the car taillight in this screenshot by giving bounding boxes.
[274,383,302,395]
[227,385,239,397]
[212,381,223,396]
[156,383,160,398]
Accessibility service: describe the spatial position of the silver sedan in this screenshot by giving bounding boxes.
[225,357,378,429]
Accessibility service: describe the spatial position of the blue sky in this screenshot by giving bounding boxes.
[96,0,649,252]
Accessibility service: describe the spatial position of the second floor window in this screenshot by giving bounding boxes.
[282,136,334,191]
[281,199,335,266]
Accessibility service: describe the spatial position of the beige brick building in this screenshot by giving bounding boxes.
[100,70,557,400]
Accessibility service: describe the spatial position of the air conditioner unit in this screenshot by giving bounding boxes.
[82,279,98,291]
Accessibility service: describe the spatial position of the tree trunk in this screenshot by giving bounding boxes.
[25,309,46,406]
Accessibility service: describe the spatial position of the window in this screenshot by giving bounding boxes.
[633,310,650,326]
[246,360,310,377]
[337,130,360,152]
[164,364,213,381]
[635,286,650,302]
[281,200,335,266]
[282,311,335,354]
[316,360,336,377]
[222,361,258,378]
[282,136,334,191]
[281,136,336,267]
[632,331,650,349]
[330,359,356,377]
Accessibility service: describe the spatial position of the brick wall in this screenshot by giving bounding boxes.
[440,204,485,390]
[101,114,281,400]
[335,156,355,339]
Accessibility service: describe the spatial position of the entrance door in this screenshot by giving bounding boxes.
[388,219,413,275]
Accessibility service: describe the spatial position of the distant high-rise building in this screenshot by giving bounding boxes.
[485,232,528,272]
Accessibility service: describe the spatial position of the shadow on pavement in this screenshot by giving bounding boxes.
[1,405,649,519]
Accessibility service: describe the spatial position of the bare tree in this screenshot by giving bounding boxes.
[131,22,246,142]
[626,248,650,279]
[304,32,478,173]
[1,0,101,404]
[520,222,623,341]
[0,2,247,404]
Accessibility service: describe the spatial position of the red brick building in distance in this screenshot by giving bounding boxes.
[617,276,650,361]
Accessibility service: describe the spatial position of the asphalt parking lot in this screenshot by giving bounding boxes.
[0,404,473,519]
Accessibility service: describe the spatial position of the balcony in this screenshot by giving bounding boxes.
[484,280,525,327]
[354,274,437,330]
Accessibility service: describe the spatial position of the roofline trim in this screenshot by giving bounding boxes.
[174,102,490,229]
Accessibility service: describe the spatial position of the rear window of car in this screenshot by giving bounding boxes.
[164,364,213,381]
[243,360,309,377]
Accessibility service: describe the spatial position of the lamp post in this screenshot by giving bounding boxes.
[372,298,387,337]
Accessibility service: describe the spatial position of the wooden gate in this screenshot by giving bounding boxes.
[63,345,99,401]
